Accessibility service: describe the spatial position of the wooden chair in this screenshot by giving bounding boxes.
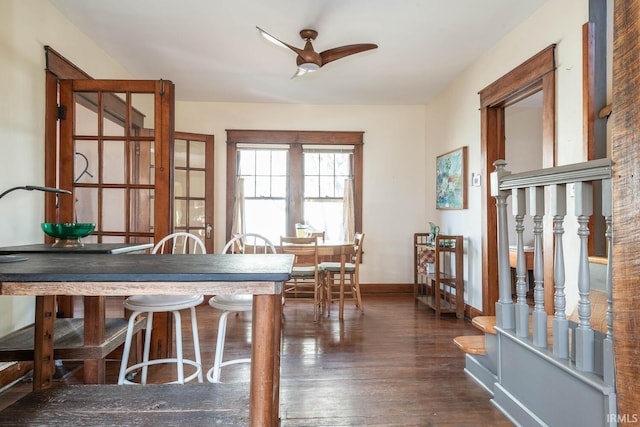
[321,232,365,320]
[118,232,205,385]
[280,236,322,321]
[207,233,276,383]
[309,231,325,243]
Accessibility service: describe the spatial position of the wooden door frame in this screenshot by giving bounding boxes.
[479,45,557,315]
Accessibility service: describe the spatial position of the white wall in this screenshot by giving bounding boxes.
[425,0,589,311]
[0,0,132,335]
[175,102,427,284]
[505,105,543,246]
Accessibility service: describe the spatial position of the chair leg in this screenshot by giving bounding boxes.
[118,310,142,385]
[208,310,230,383]
[339,272,345,320]
[189,306,204,383]
[173,310,184,384]
[140,313,154,385]
[313,275,320,322]
[352,274,364,313]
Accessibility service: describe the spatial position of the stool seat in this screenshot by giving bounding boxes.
[209,295,252,311]
[125,295,203,311]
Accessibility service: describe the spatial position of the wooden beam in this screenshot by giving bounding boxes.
[611,0,640,414]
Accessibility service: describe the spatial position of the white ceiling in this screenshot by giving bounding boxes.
[49,0,547,105]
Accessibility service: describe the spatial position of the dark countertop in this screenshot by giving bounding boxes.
[0,253,294,283]
[0,243,153,255]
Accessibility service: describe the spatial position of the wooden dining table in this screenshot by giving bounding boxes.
[0,252,293,427]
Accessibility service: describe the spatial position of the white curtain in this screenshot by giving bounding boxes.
[231,178,245,237]
[343,178,355,242]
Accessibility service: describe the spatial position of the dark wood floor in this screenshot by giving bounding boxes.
[0,295,512,426]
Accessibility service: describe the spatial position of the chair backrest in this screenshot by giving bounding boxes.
[279,236,319,269]
[351,232,365,265]
[309,231,325,243]
[222,233,276,254]
[152,232,206,254]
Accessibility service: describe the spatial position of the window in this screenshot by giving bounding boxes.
[226,130,363,243]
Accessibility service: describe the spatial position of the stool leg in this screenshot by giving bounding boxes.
[140,313,154,385]
[209,310,230,383]
[118,311,141,385]
[189,306,203,383]
[173,310,184,384]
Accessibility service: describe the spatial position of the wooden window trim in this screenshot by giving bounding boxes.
[226,129,363,241]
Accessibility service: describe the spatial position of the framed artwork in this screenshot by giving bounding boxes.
[436,146,467,209]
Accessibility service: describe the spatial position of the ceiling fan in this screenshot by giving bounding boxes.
[256,26,378,78]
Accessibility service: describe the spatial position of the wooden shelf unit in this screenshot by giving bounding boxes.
[415,234,464,318]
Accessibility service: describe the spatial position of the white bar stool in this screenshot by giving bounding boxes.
[207,233,275,383]
[118,232,206,385]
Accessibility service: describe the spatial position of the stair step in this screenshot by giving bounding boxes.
[471,316,496,334]
[453,335,486,355]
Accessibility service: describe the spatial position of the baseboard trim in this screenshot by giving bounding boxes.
[360,283,413,294]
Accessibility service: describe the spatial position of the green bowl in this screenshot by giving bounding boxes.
[41,222,95,239]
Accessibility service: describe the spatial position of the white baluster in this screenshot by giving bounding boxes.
[529,186,547,348]
[512,188,529,338]
[574,182,594,372]
[551,184,568,359]
[492,160,514,330]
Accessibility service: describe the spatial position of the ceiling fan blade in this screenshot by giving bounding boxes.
[256,26,304,56]
[319,43,378,66]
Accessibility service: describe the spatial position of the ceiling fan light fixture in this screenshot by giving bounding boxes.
[298,62,320,72]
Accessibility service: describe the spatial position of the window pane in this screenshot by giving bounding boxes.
[335,153,351,176]
[272,176,287,198]
[175,139,187,168]
[272,150,287,175]
[175,170,187,197]
[75,95,98,135]
[130,188,152,234]
[103,93,126,137]
[255,151,271,175]
[255,176,271,197]
[190,170,205,198]
[130,93,154,129]
[238,150,256,175]
[319,153,335,175]
[74,187,98,225]
[304,153,319,175]
[335,177,346,197]
[244,177,256,197]
[189,200,205,227]
[304,200,344,241]
[305,176,319,198]
[102,188,126,232]
[130,140,154,185]
[190,141,206,169]
[175,199,187,227]
[103,141,126,184]
[74,141,98,184]
[245,199,286,244]
[319,176,335,198]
